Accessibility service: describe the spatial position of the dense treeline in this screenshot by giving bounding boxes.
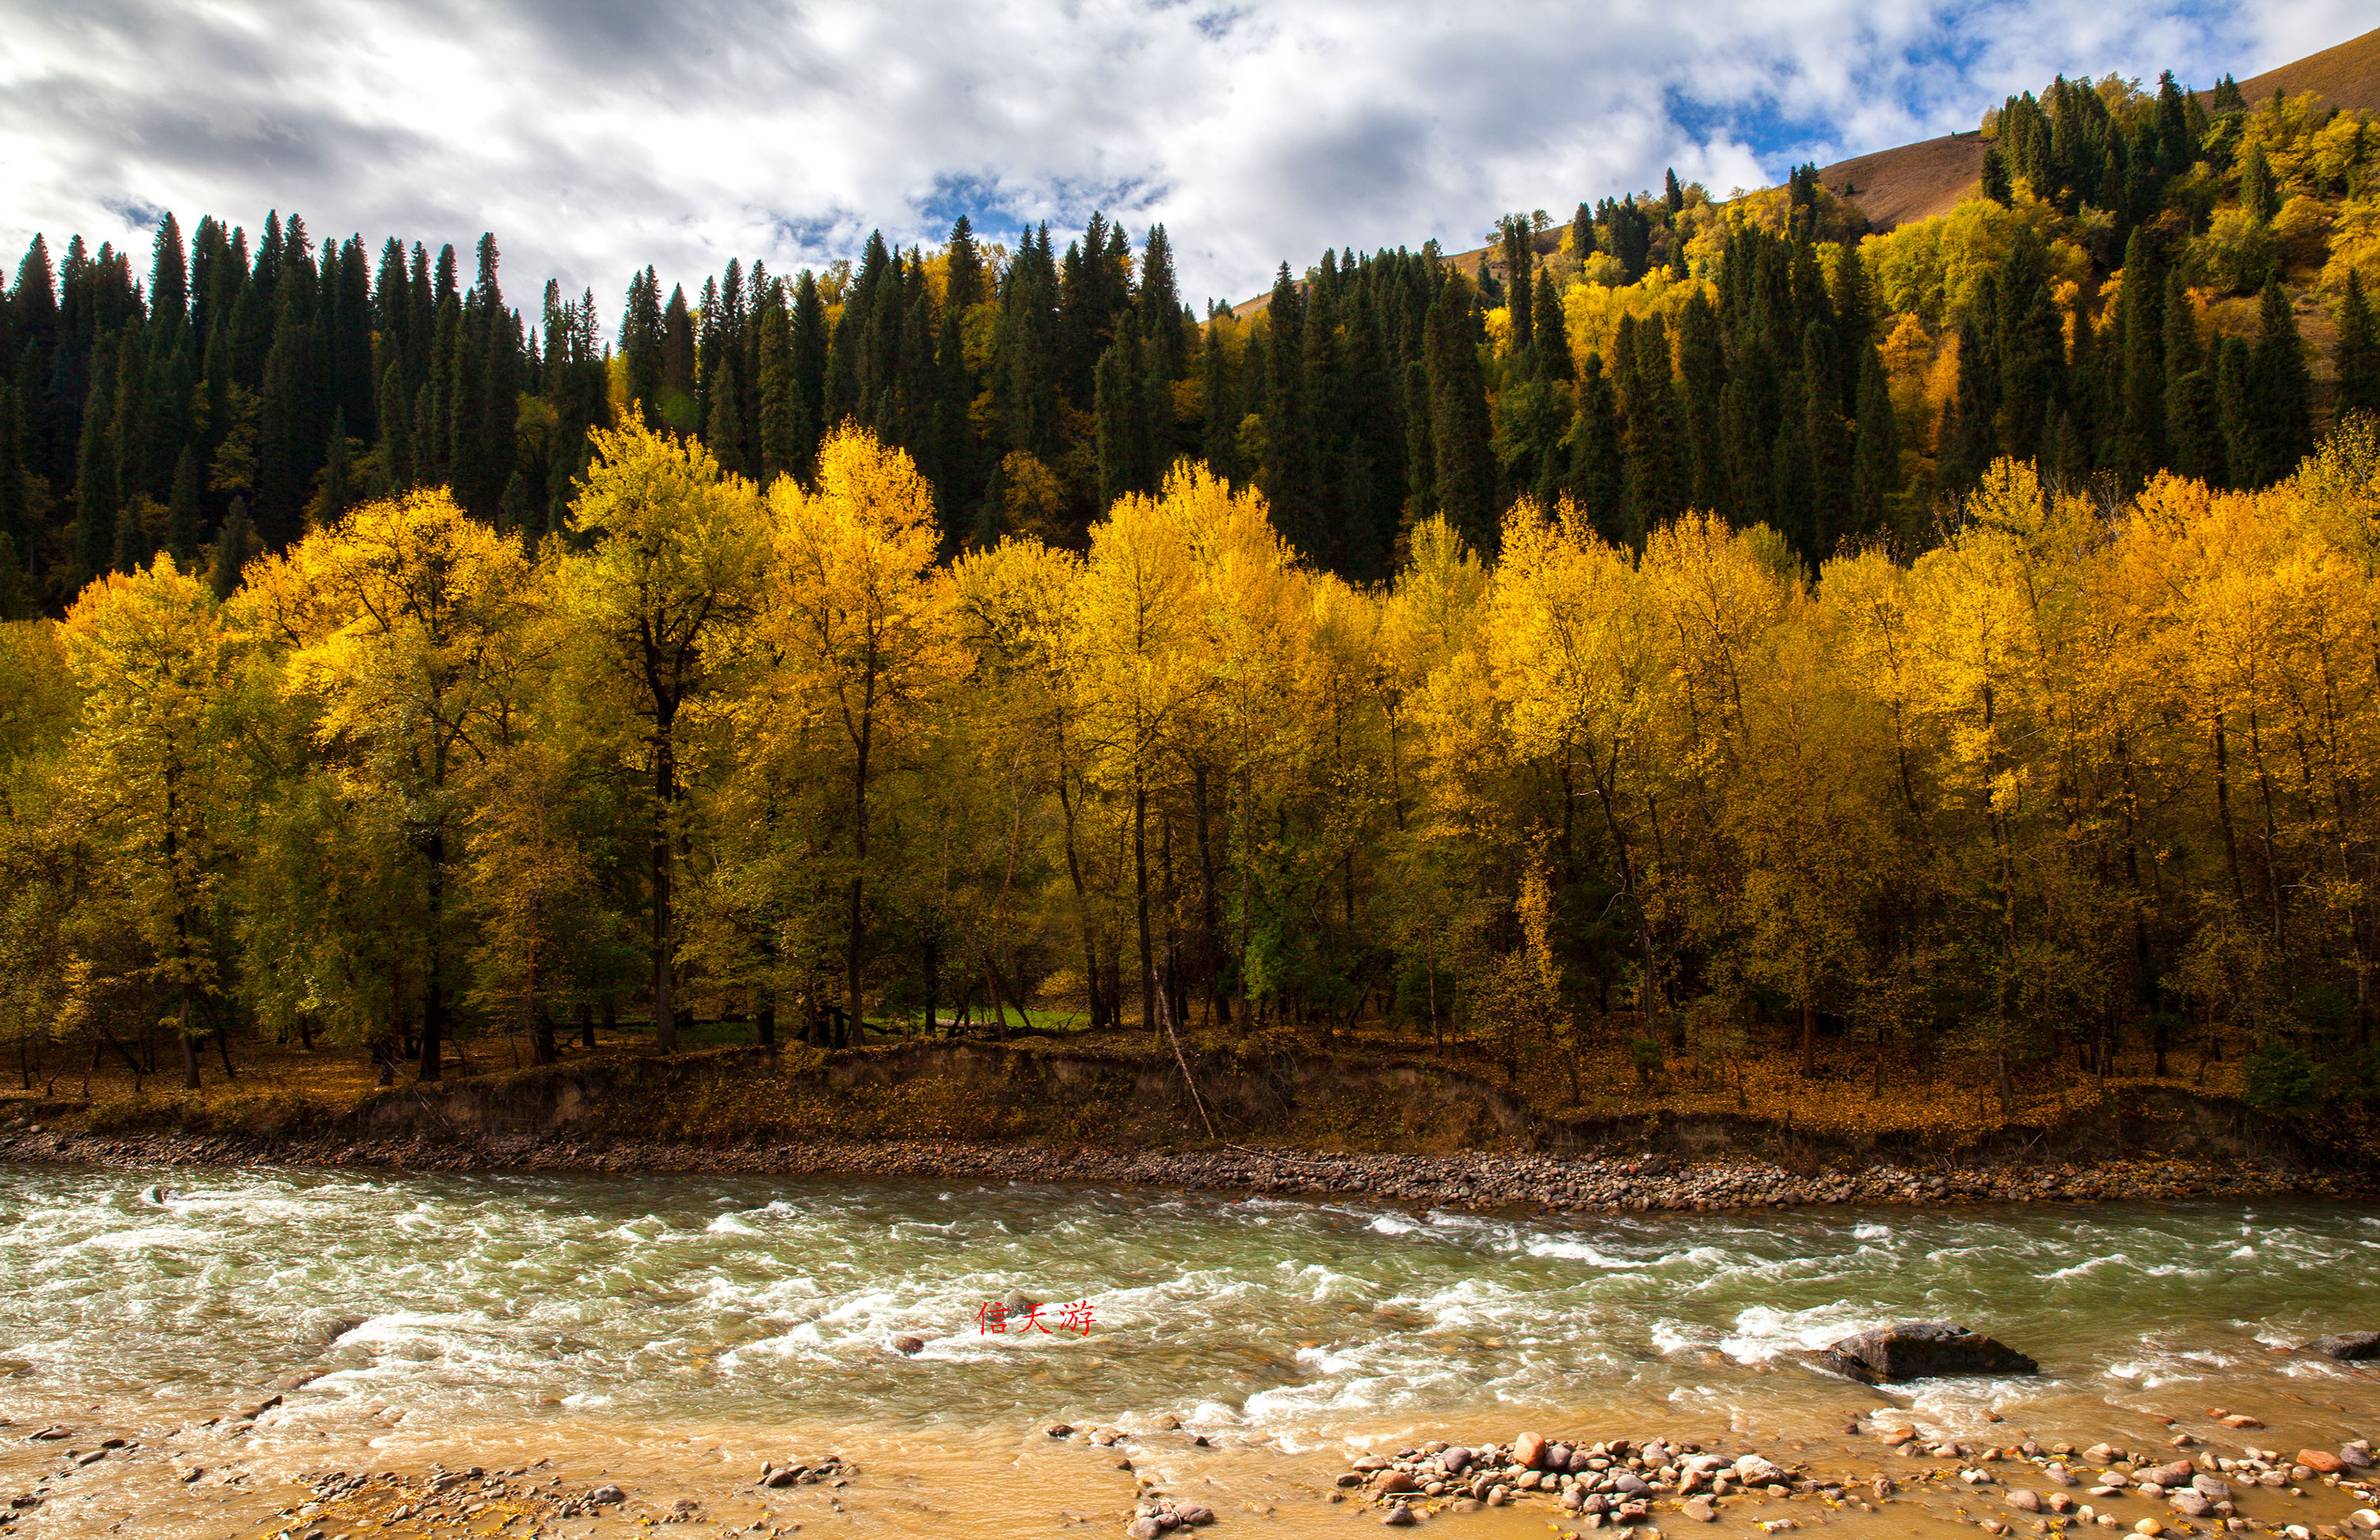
[4,68,2380,1115]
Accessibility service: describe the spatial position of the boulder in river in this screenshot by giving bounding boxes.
[2302,1332,2380,1361]
[1439,1446,1473,1475]
[1821,1323,2039,1384]
[2300,1450,2346,1475]
[1515,1431,1548,1469]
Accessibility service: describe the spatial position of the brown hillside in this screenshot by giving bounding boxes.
[1816,132,1987,232]
[2236,23,2380,112]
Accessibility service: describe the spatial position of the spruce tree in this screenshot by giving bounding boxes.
[74,344,118,581]
[209,496,251,600]
[1675,291,1728,515]
[1802,321,1851,557]
[1938,320,1998,496]
[1849,342,1898,538]
[2215,337,2254,487]
[166,443,202,561]
[1403,358,1436,524]
[1568,353,1624,546]
[2163,270,2222,484]
[1994,237,2059,463]
[2250,274,2314,481]
[2333,270,2380,424]
[1532,270,1570,380]
[1424,285,1494,554]
[2240,141,2280,225]
[1201,321,1238,483]
[2113,228,2166,486]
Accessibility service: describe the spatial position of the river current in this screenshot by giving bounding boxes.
[1,1163,2376,1537]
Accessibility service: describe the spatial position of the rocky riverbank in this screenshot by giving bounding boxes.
[1324,1423,2380,1538]
[0,1121,2363,1212]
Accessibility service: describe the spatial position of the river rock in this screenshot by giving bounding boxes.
[2168,1493,2213,1518]
[2192,1476,2230,1500]
[1175,1506,1214,1527]
[2006,1490,2043,1513]
[2144,1462,2195,1488]
[1382,1504,1417,1527]
[892,1335,924,1355]
[1516,1432,1548,1469]
[1377,1472,1420,1494]
[1127,1519,1165,1539]
[1683,1497,1717,1522]
[1733,1457,1786,1486]
[2349,1510,2379,1531]
[1440,1446,1473,1475]
[587,1485,624,1506]
[2342,1443,2374,1470]
[2302,1333,2380,1361]
[1352,1456,1390,1472]
[2300,1450,2346,1475]
[1822,1323,2038,1384]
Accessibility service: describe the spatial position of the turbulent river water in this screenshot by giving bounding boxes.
[1,1163,2376,1539]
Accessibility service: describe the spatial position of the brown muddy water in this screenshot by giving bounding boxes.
[0,1164,2374,1539]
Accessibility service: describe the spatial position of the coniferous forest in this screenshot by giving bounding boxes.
[6,70,2380,1131]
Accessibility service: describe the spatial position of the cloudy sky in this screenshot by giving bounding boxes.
[0,0,2368,314]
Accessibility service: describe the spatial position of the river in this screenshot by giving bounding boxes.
[1,1163,2375,1539]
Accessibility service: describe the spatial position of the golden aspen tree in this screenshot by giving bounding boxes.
[57,556,237,1088]
[561,421,769,1052]
[761,425,964,1042]
[1487,494,1665,1030]
[241,489,543,1079]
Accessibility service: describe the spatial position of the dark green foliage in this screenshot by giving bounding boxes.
[1980,146,2013,205]
[1849,342,1897,539]
[2113,229,2166,486]
[2248,274,2314,483]
[1938,320,1997,497]
[1567,353,1623,545]
[209,496,251,600]
[2163,270,2222,485]
[2240,141,2280,225]
[1424,283,1494,554]
[2339,270,2380,424]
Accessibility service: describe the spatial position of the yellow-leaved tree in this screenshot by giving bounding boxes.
[59,556,238,1088]
[760,425,965,1040]
[561,421,770,1052]
[240,489,544,1079]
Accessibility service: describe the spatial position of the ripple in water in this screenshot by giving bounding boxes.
[2,1164,2375,1446]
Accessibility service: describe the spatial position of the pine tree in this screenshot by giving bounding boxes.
[1938,321,1997,496]
[2334,270,2380,424]
[621,267,666,428]
[1139,225,1186,379]
[2240,141,2280,225]
[2249,273,2313,482]
[1094,330,1161,509]
[166,443,202,561]
[2113,228,2166,485]
[661,284,696,431]
[1567,352,1623,545]
[1402,358,1435,524]
[1201,318,1238,483]
[1675,291,1728,514]
[1849,342,1898,538]
[2215,336,2254,487]
[1980,146,2014,205]
[1532,268,1570,380]
[1618,314,1686,540]
[1262,263,1320,552]
[1802,321,1851,558]
[209,496,251,600]
[1424,285,1494,554]
[2162,270,2222,484]
[74,342,118,581]
[1994,236,2060,463]
[791,268,829,468]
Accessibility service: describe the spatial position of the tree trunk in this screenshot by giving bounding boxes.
[578,1001,595,1049]
[531,1003,557,1066]
[846,673,876,1051]
[922,935,937,1038]
[1192,762,1228,1027]
[1056,778,1107,1031]
[178,981,201,1091]
[1133,776,1156,1037]
[651,723,677,1054]
[756,989,776,1048]
[419,826,446,1081]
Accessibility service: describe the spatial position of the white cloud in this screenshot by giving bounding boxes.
[0,0,2350,312]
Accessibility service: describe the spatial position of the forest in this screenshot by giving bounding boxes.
[4,69,2380,1126]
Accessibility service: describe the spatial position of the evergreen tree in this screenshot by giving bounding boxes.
[1094,330,1162,509]
[2112,228,2166,485]
[1849,342,1898,538]
[2163,270,2222,484]
[1402,358,1435,524]
[1532,267,1570,379]
[790,268,829,468]
[1980,146,2014,205]
[1201,319,1238,484]
[1617,314,1686,540]
[166,443,202,561]
[1802,321,1851,558]
[1994,235,2060,463]
[2249,273,2314,482]
[209,496,251,600]
[1262,263,1320,552]
[1567,352,1623,545]
[2241,141,2280,225]
[1938,320,1997,496]
[661,284,696,430]
[2333,270,2380,424]
[74,342,118,581]
[2215,336,2254,487]
[621,266,665,428]
[1424,285,1493,554]
[1139,225,1186,378]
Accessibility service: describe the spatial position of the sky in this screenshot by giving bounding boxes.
[0,0,2369,316]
